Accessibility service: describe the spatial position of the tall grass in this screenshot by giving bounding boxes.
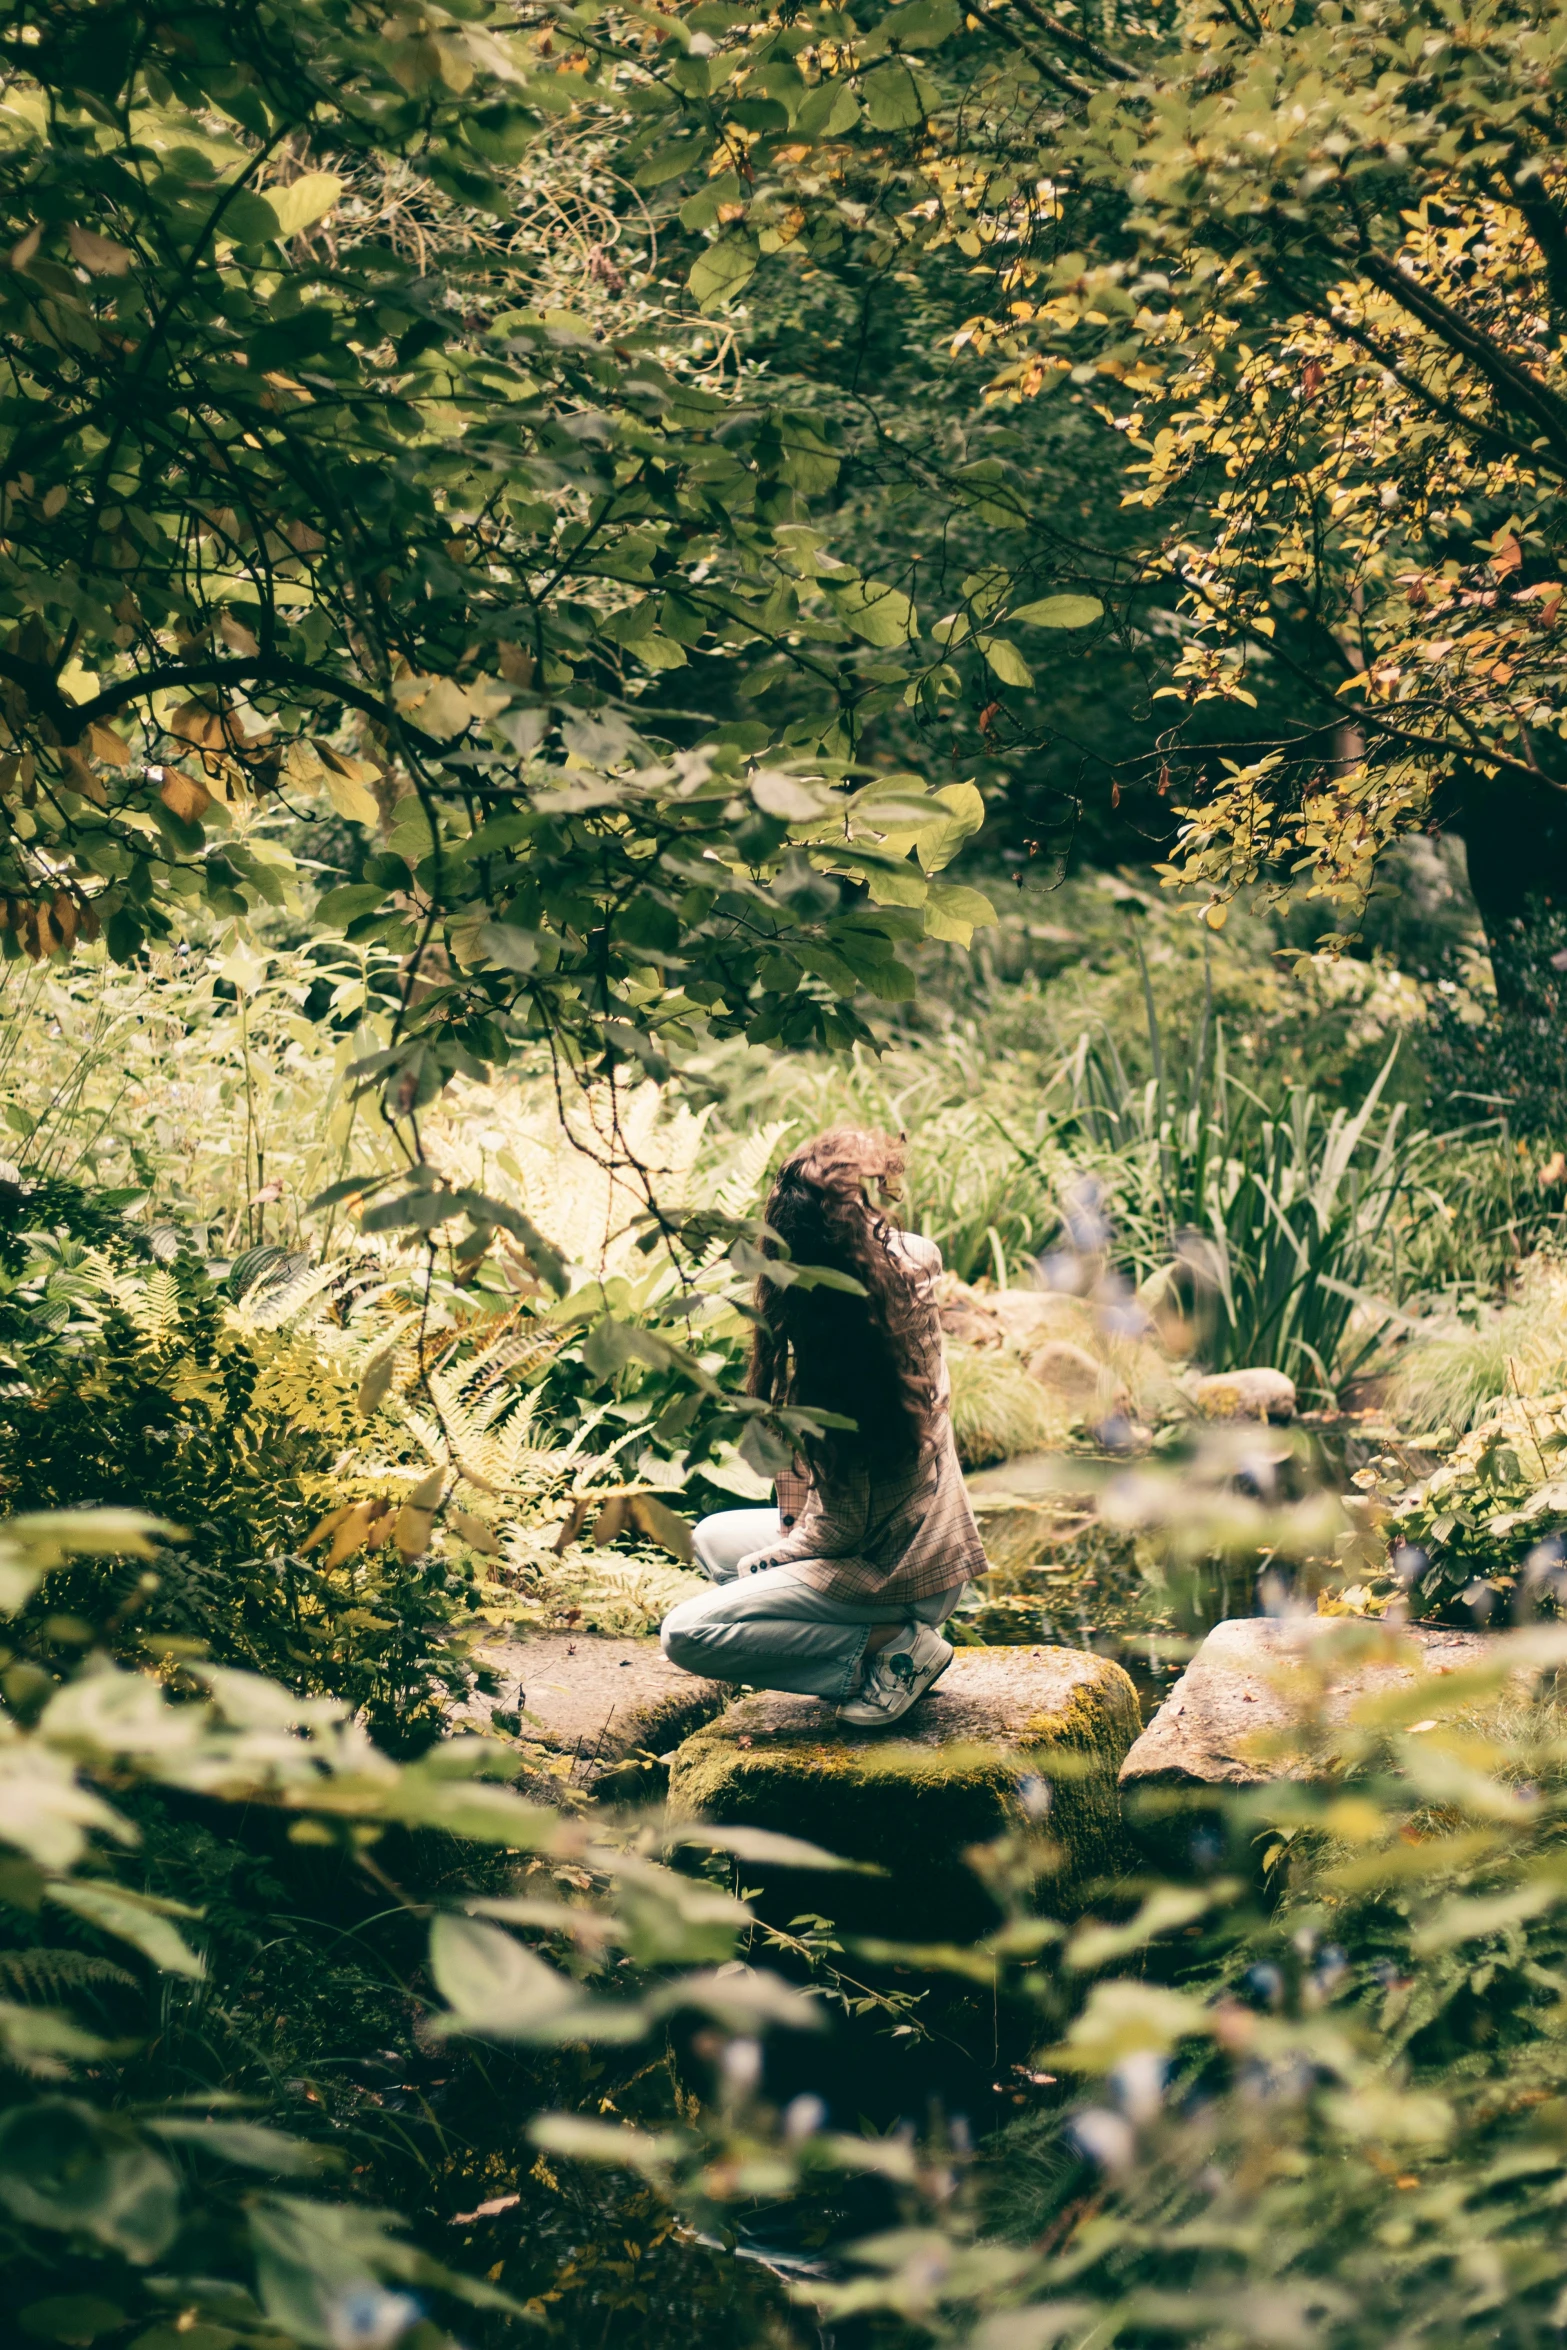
[1046,1008,1426,1397]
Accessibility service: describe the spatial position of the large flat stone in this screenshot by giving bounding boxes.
[1119,1616,1491,1791]
[462,1636,727,1790]
[666,1647,1141,1933]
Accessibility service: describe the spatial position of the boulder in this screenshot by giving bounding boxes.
[461,1635,728,1790]
[1193,1367,1297,1423]
[1119,1615,1490,1792]
[667,1646,1141,1934]
[936,1277,1005,1349]
[992,1289,1098,1350]
[1025,1339,1130,1419]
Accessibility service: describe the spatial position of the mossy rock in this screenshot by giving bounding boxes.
[667,1647,1141,1937]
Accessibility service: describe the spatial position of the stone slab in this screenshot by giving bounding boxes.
[461,1635,728,1789]
[1119,1616,1491,1791]
[666,1646,1141,1933]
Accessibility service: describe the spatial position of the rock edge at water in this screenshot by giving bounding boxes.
[1119,1615,1491,1790]
[461,1635,728,1785]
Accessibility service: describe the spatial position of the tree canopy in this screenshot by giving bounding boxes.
[6,0,1567,1121]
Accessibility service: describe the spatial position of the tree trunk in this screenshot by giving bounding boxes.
[1446,767,1567,1003]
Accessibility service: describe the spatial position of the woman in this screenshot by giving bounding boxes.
[660,1128,987,1726]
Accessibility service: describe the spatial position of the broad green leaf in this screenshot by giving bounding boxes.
[795,81,860,138]
[149,2118,328,2174]
[917,780,987,873]
[688,234,759,312]
[979,636,1033,688]
[529,2115,684,2171]
[1012,594,1105,629]
[264,173,343,239]
[923,879,998,946]
[428,1913,644,2041]
[826,579,917,646]
[46,1882,205,1979]
[1065,1885,1218,1971]
[1049,1981,1211,2070]
[0,2101,179,2260]
[663,1824,883,1872]
[861,61,934,130]
[218,187,285,245]
[751,770,835,821]
[865,862,929,908]
[635,134,713,188]
[646,1964,825,2030]
[862,0,961,52]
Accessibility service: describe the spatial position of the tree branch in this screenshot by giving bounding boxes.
[1005,0,1139,82]
[964,0,1093,101]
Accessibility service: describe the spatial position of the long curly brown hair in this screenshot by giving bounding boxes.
[747,1127,939,1472]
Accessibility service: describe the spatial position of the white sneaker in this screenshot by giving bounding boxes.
[838,1623,953,1727]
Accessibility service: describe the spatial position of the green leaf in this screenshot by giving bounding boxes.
[0,2101,179,2260]
[664,1824,884,1872]
[751,770,835,820]
[689,234,759,312]
[923,879,998,946]
[149,2118,328,2174]
[428,1914,644,2042]
[265,173,343,238]
[218,187,285,245]
[46,1882,205,1979]
[476,919,539,972]
[826,579,917,646]
[861,61,934,129]
[795,81,861,138]
[528,2114,684,2172]
[1011,593,1105,629]
[862,0,961,52]
[634,134,714,188]
[315,883,386,926]
[979,636,1033,687]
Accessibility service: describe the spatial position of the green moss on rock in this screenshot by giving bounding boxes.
[667,1647,1140,1935]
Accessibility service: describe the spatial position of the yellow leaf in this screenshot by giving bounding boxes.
[322,766,380,827]
[451,1508,501,1556]
[220,612,261,659]
[395,1465,447,1561]
[326,1500,378,1569]
[86,723,133,766]
[303,1505,356,1553]
[68,224,135,276]
[627,1494,694,1562]
[159,772,212,823]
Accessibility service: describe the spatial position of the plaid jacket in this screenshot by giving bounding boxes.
[747,1231,989,1604]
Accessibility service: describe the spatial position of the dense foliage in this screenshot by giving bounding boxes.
[11,3,1567,2348]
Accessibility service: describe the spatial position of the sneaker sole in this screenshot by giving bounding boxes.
[837,1641,954,1729]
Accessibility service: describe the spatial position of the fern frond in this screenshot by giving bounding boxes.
[712,1119,794,1221]
[0,1947,137,1999]
[234,1258,346,1332]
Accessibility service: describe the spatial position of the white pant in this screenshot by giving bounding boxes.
[660,1508,962,1705]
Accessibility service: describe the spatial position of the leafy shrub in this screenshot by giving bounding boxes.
[1378,1392,1567,1623]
